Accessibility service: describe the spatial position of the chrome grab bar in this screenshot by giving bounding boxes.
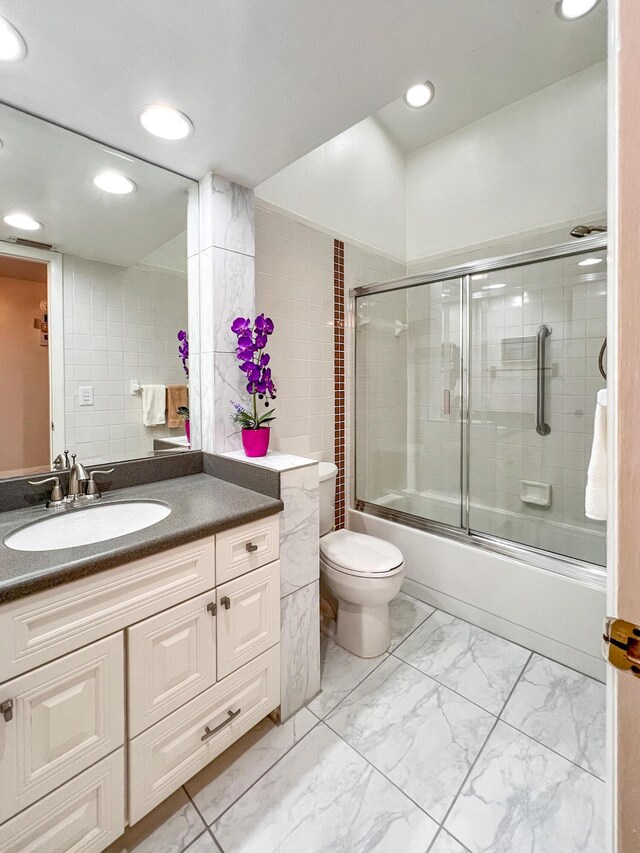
[536,325,551,436]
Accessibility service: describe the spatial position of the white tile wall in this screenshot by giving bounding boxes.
[62,255,188,464]
[254,201,405,512]
[254,203,335,460]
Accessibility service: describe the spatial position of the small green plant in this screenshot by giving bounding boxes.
[231,401,276,430]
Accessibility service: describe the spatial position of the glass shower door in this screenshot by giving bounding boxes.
[467,250,607,565]
[355,279,462,527]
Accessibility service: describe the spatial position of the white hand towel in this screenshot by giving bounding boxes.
[585,388,607,520]
[141,385,166,426]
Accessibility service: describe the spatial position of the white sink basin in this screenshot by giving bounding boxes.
[4,501,171,552]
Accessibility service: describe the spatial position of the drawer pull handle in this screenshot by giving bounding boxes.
[220,596,231,610]
[201,708,241,741]
[246,542,258,553]
[1,699,13,723]
[206,601,217,617]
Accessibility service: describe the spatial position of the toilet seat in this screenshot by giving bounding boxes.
[320,529,404,577]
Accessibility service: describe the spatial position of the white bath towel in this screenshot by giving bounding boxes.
[141,384,166,426]
[585,388,607,521]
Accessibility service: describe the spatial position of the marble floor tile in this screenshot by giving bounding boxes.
[327,657,494,821]
[394,610,530,714]
[501,653,606,778]
[445,721,606,853]
[430,830,470,853]
[185,708,317,824]
[389,592,435,651]
[184,833,219,853]
[103,788,205,853]
[307,634,387,718]
[211,723,438,853]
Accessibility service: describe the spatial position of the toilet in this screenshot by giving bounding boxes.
[319,462,405,658]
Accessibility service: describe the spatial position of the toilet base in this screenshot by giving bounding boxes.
[335,601,391,658]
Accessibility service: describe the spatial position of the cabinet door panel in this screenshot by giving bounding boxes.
[0,537,215,680]
[128,591,216,737]
[217,561,280,679]
[215,516,279,583]
[129,646,280,823]
[0,749,125,853]
[0,634,124,823]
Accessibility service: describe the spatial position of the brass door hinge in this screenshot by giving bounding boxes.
[603,617,640,677]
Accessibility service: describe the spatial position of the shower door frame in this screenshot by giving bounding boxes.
[352,233,608,590]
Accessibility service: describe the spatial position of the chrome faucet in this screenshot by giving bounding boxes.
[68,454,89,501]
[30,456,115,509]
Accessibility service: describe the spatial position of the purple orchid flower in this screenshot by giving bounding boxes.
[177,330,189,377]
[230,315,277,430]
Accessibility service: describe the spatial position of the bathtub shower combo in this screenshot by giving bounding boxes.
[352,235,607,678]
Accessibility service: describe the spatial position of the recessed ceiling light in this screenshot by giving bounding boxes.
[578,257,604,266]
[555,0,600,21]
[3,212,42,231]
[482,283,506,290]
[0,16,26,61]
[93,171,136,195]
[403,82,435,109]
[139,104,193,140]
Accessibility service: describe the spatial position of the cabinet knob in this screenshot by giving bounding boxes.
[245,542,258,553]
[220,596,231,610]
[1,699,13,722]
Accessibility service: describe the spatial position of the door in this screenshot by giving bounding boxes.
[467,252,607,567]
[609,2,640,850]
[0,633,124,821]
[355,279,463,527]
[216,561,280,679]
[127,590,217,737]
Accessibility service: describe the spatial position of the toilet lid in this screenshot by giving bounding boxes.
[320,529,403,574]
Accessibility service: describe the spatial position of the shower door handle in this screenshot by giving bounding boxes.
[536,325,551,436]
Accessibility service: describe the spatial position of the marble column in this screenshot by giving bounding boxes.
[223,451,321,721]
[188,173,255,453]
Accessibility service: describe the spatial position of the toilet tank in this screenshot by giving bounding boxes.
[318,462,338,536]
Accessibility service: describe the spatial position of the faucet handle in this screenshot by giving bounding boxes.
[28,476,65,508]
[85,468,115,499]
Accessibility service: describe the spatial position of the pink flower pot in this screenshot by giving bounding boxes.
[242,427,270,457]
[184,419,191,445]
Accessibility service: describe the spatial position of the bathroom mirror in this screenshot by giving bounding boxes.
[0,102,196,479]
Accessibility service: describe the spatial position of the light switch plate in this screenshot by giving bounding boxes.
[79,386,94,406]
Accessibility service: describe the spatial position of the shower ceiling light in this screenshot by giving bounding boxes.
[0,16,26,61]
[93,171,136,195]
[555,0,600,21]
[3,212,42,231]
[139,105,193,140]
[578,257,603,266]
[403,82,435,109]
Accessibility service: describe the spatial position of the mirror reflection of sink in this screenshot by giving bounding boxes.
[4,501,172,552]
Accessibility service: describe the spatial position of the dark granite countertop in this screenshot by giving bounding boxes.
[0,473,283,603]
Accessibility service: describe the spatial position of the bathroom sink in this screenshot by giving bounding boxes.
[4,500,172,552]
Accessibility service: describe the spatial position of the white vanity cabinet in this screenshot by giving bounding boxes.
[0,515,281,853]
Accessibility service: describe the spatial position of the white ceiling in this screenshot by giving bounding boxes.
[376,8,606,155]
[0,0,607,188]
[0,103,192,267]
